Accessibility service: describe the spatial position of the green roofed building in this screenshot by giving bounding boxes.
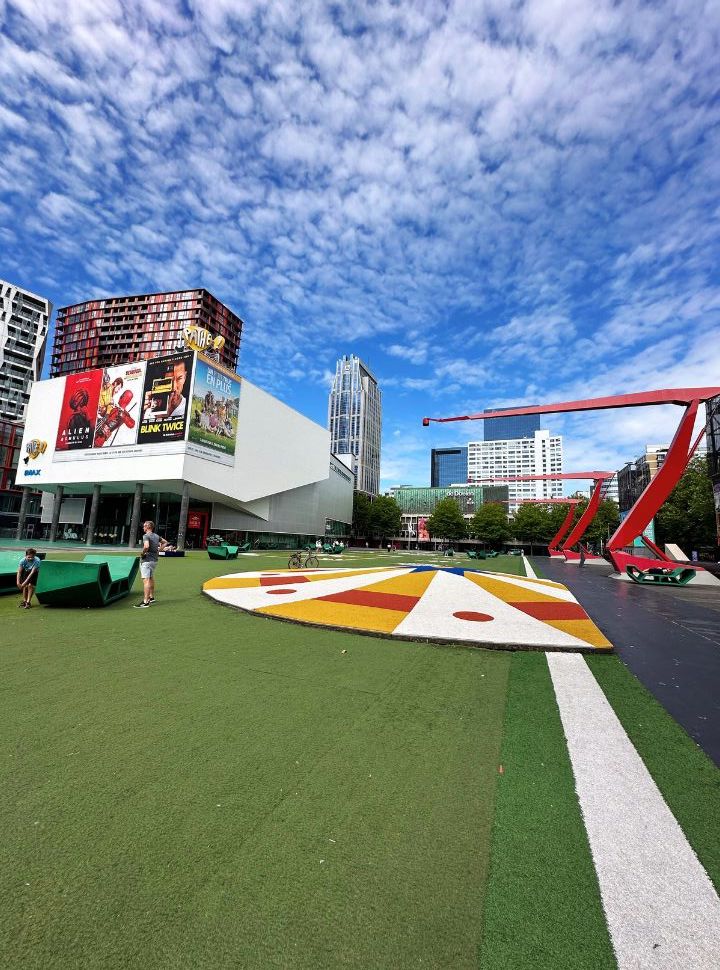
[389,484,509,541]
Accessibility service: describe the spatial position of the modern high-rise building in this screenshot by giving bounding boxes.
[616,445,668,514]
[467,429,563,510]
[0,279,51,421]
[483,407,541,441]
[328,354,381,496]
[430,446,468,487]
[51,288,242,377]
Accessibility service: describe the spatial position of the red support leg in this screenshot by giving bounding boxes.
[607,400,704,575]
[548,504,577,557]
[560,478,604,558]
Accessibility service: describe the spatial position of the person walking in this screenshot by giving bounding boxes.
[17,547,41,609]
[134,520,160,608]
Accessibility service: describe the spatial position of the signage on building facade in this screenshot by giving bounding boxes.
[31,348,240,468]
[186,358,241,467]
[23,439,47,463]
[181,326,225,360]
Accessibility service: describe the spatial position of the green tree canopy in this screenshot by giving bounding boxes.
[583,498,620,546]
[656,456,716,552]
[511,504,554,550]
[368,495,402,541]
[426,498,467,541]
[470,503,511,548]
[352,491,372,537]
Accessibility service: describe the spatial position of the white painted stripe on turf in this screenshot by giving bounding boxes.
[546,652,720,970]
[522,555,536,579]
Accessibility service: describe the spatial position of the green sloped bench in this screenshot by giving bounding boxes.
[0,553,23,595]
[35,556,139,607]
[207,544,239,560]
[0,551,46,595]
[626,564,696,586]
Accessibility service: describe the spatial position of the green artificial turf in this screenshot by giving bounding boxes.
[0,550,512,968]
[587,654,720,891]
[479,652,616,970]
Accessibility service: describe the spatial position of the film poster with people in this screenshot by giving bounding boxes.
[93,363,145,449]
[187,358,241,466]
[137,351,195,444]
[55,370,103,451]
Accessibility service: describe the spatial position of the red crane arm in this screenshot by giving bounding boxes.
[422,387,720,425]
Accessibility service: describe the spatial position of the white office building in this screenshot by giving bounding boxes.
[328,354,381,496]
[467,429,563,510]
[0,279,51,421]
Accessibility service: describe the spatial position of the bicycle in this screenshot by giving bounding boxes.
[288,550,320,569]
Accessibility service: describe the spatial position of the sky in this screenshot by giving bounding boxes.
[1,0,719,493]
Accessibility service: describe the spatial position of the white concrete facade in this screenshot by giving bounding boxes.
[467,429,563,511]
[16,360,352,536]
[0,279,51,422]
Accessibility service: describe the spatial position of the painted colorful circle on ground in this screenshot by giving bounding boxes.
[202,565,612,652]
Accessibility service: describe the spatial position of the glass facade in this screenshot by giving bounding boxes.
[483,408,541,441]
[328,355,381,496]
[389,485,508,515]
[430,447,468,487]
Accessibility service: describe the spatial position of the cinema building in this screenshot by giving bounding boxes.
[16,346,352,548]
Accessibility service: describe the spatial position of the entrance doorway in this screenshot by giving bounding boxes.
[186,509,209,549]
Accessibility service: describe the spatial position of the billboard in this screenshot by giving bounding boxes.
[187,358,241,466]
[93,363,145,449]
[137,351,194,445]
[55,370,103,451]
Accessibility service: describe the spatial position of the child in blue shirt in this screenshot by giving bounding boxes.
[17,548,41,609]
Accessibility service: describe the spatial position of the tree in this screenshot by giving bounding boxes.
[511,504,552,553]
[352,492,372,537]
[426,498,467,542]
[583,499,620,547]
[368,495,402,542]
[656,456,716,553]
[470,503,511,548]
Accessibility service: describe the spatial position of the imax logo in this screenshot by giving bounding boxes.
[24,469,41,477]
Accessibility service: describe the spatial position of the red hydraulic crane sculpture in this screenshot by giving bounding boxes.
[473,473,612,560]
[424,387,719,577]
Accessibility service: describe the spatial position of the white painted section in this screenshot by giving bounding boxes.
[205,567,409,611]
[522,555,536,579]
[664,543,690,562]
[394,569,589,648]
[547,652,720,970]
[479,571,576,602]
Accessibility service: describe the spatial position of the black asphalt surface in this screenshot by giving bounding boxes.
[537,557,720,767]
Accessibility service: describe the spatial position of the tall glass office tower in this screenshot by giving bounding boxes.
[483,408,541,440]
[431,447,468,487]
[328,355,381,496]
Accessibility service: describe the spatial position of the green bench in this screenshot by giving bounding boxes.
[626,564,696,586]
[35,555,140,607]
[207,544,239,560]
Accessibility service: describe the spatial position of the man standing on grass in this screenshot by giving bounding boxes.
[134,520,160,608]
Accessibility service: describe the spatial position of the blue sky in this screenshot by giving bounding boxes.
[1,0,719,492]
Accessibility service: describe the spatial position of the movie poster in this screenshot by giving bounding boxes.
[93,362,145,449]
[55,370,103,451]
[187,359,241,466]
[137,351,194,445]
